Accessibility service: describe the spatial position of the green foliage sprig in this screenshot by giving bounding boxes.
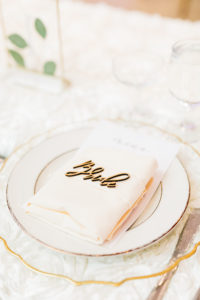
[8,18,56,75]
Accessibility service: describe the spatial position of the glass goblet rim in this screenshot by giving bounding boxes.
[171,38,200,65]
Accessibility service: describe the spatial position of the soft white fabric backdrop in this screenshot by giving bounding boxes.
[0,1,200,299]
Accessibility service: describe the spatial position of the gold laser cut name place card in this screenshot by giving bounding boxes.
[65,160,130,188]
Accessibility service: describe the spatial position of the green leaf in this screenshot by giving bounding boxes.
[43,61,56,75]
[8,34,27,48]
[8,50,25,67]
[35,18,46,38]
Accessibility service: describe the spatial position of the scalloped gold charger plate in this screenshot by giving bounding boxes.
[6,126,189,256]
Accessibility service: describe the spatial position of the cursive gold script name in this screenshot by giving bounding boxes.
[65,160,130,188]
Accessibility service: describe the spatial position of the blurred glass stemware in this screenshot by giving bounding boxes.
[112,51,164,122]
[168,39,200,142]
[112,52,163,88]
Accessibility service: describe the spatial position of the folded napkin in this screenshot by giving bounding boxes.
[25,147,158,244]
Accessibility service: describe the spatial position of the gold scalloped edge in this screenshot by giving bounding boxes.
[1,121,200,286]
[0,235,200,286]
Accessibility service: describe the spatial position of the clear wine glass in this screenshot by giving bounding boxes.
[112,51,163,88]
[168,39,200,142]
[112,51,164,122]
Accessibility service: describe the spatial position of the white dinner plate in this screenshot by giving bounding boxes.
[6,126,190,256]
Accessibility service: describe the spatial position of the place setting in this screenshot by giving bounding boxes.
[0,116,199,294]
[5,120,189,256]
[1,1,200,300]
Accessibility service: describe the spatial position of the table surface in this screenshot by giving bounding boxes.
[81,0,200,20]
[1,1,200,299]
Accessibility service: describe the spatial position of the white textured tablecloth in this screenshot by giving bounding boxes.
[1,1,200,299]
